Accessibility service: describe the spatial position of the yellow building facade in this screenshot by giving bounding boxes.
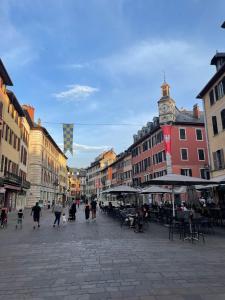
[0,59,31,209]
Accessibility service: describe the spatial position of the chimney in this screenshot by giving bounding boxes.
[193,104,200,119]
[22,105,35,122]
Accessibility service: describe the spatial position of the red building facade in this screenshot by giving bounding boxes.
[129,82,209,186]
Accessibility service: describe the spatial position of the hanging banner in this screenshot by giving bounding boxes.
[161,125,172,174]
[63,124,74,155]
[161,125,172,154]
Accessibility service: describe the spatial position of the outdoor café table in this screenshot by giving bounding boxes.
[183,214,205,243]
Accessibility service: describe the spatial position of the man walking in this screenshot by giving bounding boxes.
[31,202,41,229]
[91,197,97,220]
[53,202,63,227]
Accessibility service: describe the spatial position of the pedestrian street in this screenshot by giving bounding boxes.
[1,206,225,300]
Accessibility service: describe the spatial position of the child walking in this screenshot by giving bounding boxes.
[62,212,67,225]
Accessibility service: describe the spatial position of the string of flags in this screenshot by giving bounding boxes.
[63,124,74,155]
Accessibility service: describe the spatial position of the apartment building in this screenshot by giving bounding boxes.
[24,106,67,207]
[0,60,31,210]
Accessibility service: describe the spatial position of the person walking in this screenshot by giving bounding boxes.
[84,200,90,221]
[91,198,97,220]
[70,201,77,221]
[31,202,41,229]
[76,198,80,208]
[53,202,63,227]
[16,209,24,229]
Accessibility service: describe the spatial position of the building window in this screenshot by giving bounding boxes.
[198,149,205,161]
[180,148,188,160]
[1,155,4,172]
[221,109,225,130]
[180,169,192,176]
[213,149,225,170]
[5,125,8,141]
[196,129,203,141]
[217,81,224,99]
[200,168,210,179]
[209,89,215,106]
[212,116,218,135]
[179,128,186,140]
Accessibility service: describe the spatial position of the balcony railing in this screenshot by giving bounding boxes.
[4,171,31,189]
[4,171,22,185]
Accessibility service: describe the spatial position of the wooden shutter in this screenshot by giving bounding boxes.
[220,149,225,169]
[215,85,219,101]
[213,152,218,170]
[222,76,225,94]
[209,90,215,105]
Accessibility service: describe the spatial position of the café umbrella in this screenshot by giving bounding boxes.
[101,185,140,194]
[146,174,216,217]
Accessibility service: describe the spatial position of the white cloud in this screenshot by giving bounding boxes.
[58,142,110,153]
[99,39,212,78]
[63,63,90,69]
[54,84,99,102]
[73,143,110,152]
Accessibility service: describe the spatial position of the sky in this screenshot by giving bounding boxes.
[1,0,224,168]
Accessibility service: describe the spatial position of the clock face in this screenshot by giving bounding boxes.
[160,103,169,114]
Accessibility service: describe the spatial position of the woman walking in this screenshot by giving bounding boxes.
[84,201,90,221]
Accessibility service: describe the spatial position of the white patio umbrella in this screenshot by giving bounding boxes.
[101,185,140,194]
[140,186,172,194]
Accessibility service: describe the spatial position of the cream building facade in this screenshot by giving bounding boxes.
[197,52,225,203]
[24,106,67,207]
[197,53,225,179]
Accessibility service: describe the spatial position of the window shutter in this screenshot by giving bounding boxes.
[220,149,225,169]
[215,86,219,101]
[189,169,192,177]
[213,152,218,170]
[209,90,215,105]
[222,76,225,93]
[0,102,3,118]
[221,109,225,130]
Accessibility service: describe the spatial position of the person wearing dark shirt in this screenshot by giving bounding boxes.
[70,201,77,221]
[0,208,7,228]
[16,209,24,229]
[31,202,41,229]
[91,199,97,220]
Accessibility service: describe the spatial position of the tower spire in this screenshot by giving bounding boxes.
[161,78,170,97]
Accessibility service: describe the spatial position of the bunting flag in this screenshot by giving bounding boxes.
[63,124,74,155]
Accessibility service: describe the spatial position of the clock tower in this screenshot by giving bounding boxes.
[158,81,176,124]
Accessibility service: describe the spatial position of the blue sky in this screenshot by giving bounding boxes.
[1,0,224,168]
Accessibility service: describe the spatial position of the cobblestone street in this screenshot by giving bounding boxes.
[1,207,225,300]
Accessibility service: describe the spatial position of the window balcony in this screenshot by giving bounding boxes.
[4,171,22,185]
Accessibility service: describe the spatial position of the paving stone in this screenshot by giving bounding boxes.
[1,208,225,299]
